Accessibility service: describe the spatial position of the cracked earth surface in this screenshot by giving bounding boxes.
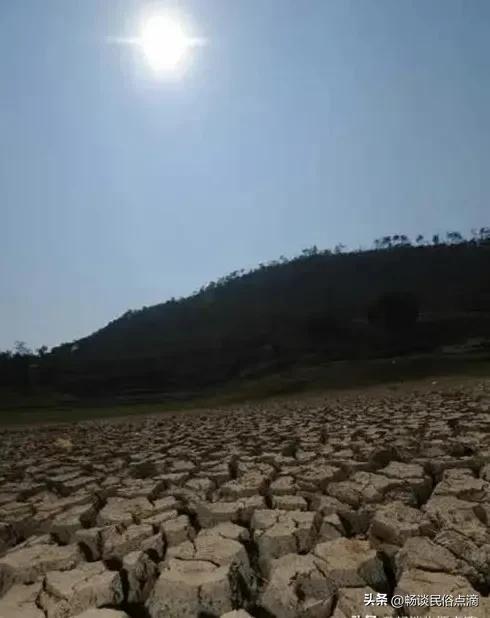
[1,380,490,617]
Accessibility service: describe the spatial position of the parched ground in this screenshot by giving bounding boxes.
[1,378,490,617]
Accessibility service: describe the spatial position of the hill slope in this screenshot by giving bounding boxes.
[42,240,490,396]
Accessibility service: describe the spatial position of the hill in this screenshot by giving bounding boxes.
[43,236,490,395]
[2,233,490,399]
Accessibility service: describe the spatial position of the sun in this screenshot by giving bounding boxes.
[108,10,204,77]
[139,15,191,72]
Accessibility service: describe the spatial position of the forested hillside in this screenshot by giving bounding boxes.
[2,232,490,397]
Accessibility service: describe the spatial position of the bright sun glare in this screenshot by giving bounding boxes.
[140,15,191,72]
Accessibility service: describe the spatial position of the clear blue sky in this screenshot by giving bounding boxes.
[1,0,489,350]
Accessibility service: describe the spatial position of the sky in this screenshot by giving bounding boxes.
[1,0,489,350]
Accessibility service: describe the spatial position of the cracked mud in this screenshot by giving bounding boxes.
[1,381,490,617]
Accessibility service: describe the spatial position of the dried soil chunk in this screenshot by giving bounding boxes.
[259,553,335,618]
[38,561,123,618]
[313,538,388,590]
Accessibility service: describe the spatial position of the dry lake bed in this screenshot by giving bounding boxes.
[1,378,490,617]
